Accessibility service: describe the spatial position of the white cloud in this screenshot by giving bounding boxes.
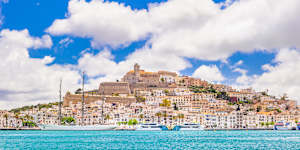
[0,29,81,110]
[47,0,300,64]
[192,65,225,82]
[251,49,300,102]
[230,60,243,69]
[59,37,74,48]
[47,0,152,48]
[233,67,247,75]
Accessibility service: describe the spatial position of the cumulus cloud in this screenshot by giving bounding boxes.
[192,65,225,83]
[0,29,81,110]
[47,0,152,48]
[251,49,300,101]
[48,0,300,60]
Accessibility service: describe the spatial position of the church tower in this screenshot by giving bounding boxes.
[134,63,140,76]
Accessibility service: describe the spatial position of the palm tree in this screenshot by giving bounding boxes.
[172,116,178,124]
[14,113,20,128]
[24,114,33,121]
[178,114,184,124]
[14,113,19,119]
[163,111,168,125]
[160,99,171,125]
[3,114,8,128]
[155,112,162,124]
[139,114,144,123]
[104,114,110,123]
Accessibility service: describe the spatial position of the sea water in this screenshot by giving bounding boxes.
[0,130,300,149]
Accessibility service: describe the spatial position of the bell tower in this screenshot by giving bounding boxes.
[134,63,140,76]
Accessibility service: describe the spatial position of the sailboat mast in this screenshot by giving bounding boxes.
[81,72,85,126]
[58,79,62,125]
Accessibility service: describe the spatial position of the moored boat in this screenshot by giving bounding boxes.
[297,122,300,130]
[172,123,204,131]
[274,122,292,130]
[38,124,117,131]
[37,73,116,131]
[135,123,168,131]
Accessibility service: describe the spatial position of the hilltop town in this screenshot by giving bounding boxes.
[1,64,300,129]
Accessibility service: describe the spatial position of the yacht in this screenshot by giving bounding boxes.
[39,124,116,131]
[135,123,168,131]
[274,121,292,130]
[172,123,204,131]
[37,73,116,131]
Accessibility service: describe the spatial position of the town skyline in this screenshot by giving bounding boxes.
[2,63,299,131]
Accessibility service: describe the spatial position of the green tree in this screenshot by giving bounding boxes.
[61,117,76,125]
[136,96,146,103]
[3,114,8,127]
[160,99,171,107]
[139,114,144,123]
[104,114,110,121]
[24,114,33,121]
[163,111,168,125]
[23,121,37,127]
[173,103,178,110]
[164,89,169,94]
[155,112,162,124]
[178,114,184,124]
[128,119,138,126]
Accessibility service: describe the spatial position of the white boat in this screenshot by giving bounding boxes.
[37,73,116,131]
[38,124,117,131]
[136,123,168,131]
[172,123,204,131]
[274,122,292,130]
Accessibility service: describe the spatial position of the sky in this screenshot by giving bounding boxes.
[0,0,300,109]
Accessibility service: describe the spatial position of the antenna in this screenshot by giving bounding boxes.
[58,78,62,125]
[102,97,106,124]
[81,71,85,126]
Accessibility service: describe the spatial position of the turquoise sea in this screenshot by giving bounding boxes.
[0,130,300,149]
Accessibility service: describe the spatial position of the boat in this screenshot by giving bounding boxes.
[37,72,116,131]
[172,123,204,131]
[39,124,116,131]
[135,123,168,131]
[274,121,292,130]
[297,122,300,130]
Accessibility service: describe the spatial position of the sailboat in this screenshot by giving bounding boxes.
[38,72,117,131]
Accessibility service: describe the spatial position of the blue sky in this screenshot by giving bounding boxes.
[1,0,299,109]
